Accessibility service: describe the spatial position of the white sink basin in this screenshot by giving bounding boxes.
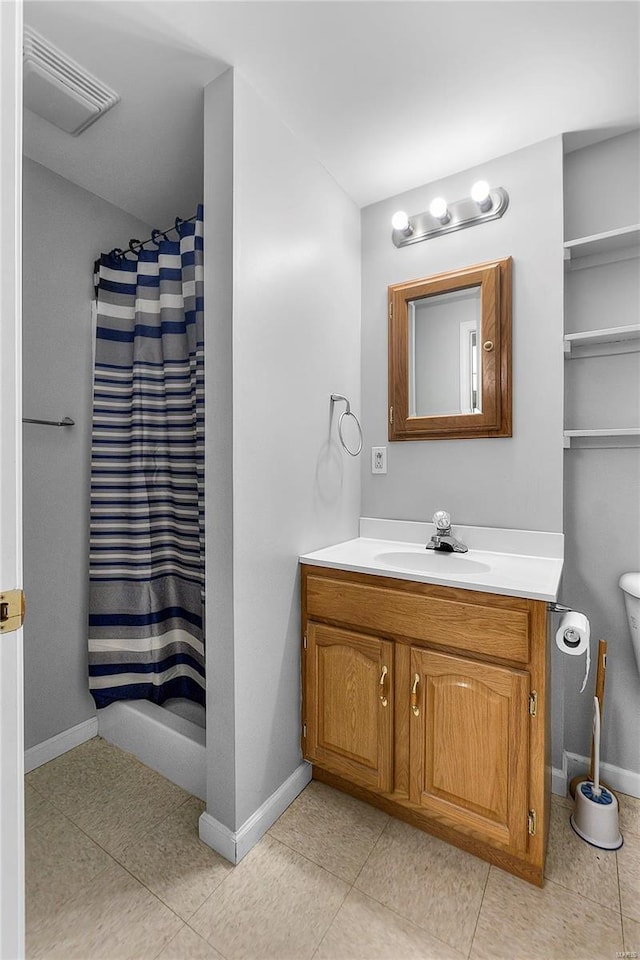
[374,550,491,575]
[299,522,565,602]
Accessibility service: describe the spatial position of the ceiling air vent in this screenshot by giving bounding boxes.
[23,26,120,135]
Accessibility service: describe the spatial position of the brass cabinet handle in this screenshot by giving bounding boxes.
[483,340,494,352]
[379,665,388,707]
[411,672,420,717]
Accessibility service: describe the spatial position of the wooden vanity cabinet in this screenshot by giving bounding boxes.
[409,647,530,854]
[304,622,394,793]
[301,564,550,886]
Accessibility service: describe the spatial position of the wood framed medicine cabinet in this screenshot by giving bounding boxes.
[388,257,512,440]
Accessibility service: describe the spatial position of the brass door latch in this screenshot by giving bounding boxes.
[0,590,25,633]
[379,665,389,707]
[411,673,420,716]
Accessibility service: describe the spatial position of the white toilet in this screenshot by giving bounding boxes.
[619,572,640,674]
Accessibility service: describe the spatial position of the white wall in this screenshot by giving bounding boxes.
[203,71,361,831]
[203,70,236,829]
[361,138,565,533]
[562,131,640,781]
[22,157,152,749]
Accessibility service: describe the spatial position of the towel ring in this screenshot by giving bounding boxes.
[331,394,363,457]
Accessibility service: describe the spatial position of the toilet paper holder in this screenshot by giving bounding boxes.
[547,601,572,614]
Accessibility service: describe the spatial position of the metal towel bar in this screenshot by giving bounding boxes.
[23,416,75,427]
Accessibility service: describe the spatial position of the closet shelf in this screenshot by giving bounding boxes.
[564,224,640,270]
[563,428,640,449]
[564,323,640,357]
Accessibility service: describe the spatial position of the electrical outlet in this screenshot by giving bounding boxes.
[371,446,387,474]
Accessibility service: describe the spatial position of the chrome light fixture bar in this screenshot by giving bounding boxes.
[391,185,509,248]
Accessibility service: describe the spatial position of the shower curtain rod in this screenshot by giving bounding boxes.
[100,212,199,265]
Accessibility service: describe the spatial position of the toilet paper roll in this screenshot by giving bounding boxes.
[556,612,591,692]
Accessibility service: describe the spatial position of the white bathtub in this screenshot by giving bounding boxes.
[98,698,206,801]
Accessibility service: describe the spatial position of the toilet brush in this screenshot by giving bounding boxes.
[569,639,614,798]
[570,695,622,850]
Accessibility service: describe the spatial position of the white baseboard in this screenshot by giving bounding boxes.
[552,763,568,797]
[24,717,98,773]
[199,761,312,864]
[554,751,640,800]
[198,810,237,863]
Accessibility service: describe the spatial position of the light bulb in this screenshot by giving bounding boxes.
[471,180,492,211]
[429,197,450,224]
[391,210,411,233]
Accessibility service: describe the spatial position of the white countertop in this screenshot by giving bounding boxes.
[299,519,564,602]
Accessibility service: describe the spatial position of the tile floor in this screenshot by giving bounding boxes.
[26,737,640,960]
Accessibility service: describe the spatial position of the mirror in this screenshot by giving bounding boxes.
[409,287,481,417]
[388,258,512,440]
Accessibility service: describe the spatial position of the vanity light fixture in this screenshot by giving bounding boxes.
[391,210,413,236]
[391,184,509,248]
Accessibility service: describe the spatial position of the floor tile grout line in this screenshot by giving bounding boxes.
[183,833,352,960]
[98,797,235,928]
[167,923,234,960]
[39,793,188,873]
[25,832,187,959]
[344,884,470,960]
[180,841,256,941]
[108,851,206,926]
[25,784,122,915]
[25,839,118,928]
[466,864,491,959]
[350,813,392,888]
[347,821,474,959]
[30,812,188,933]
[260,833,358,887]
[26,771,204,930]
[269,808,477,957]
[535,872,627,918]
[126,788,196,846]
[543,805,623,913]
[306,875,352,960]
[619,856,626,954]
[183,915,233,960]
[26,761,193,855]
[541,870,622,914]
[181,858,239,926]
[149,921,188,960]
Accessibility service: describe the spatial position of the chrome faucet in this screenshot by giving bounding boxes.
[426,510,468,553]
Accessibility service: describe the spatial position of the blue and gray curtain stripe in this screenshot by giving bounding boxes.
[88,205,205,709]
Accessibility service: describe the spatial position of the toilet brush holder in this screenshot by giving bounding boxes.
[570,781,623,850]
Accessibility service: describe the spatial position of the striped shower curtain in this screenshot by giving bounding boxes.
[88,206,205,708]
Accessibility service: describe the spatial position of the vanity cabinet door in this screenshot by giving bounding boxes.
[409,647,530,854]
[304,622,393,793]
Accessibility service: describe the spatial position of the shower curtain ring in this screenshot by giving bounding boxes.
[128,238,144,255]
[150,229,165,246]
[174,216,184,234]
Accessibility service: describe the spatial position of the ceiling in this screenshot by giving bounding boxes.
[23,1,639,228]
